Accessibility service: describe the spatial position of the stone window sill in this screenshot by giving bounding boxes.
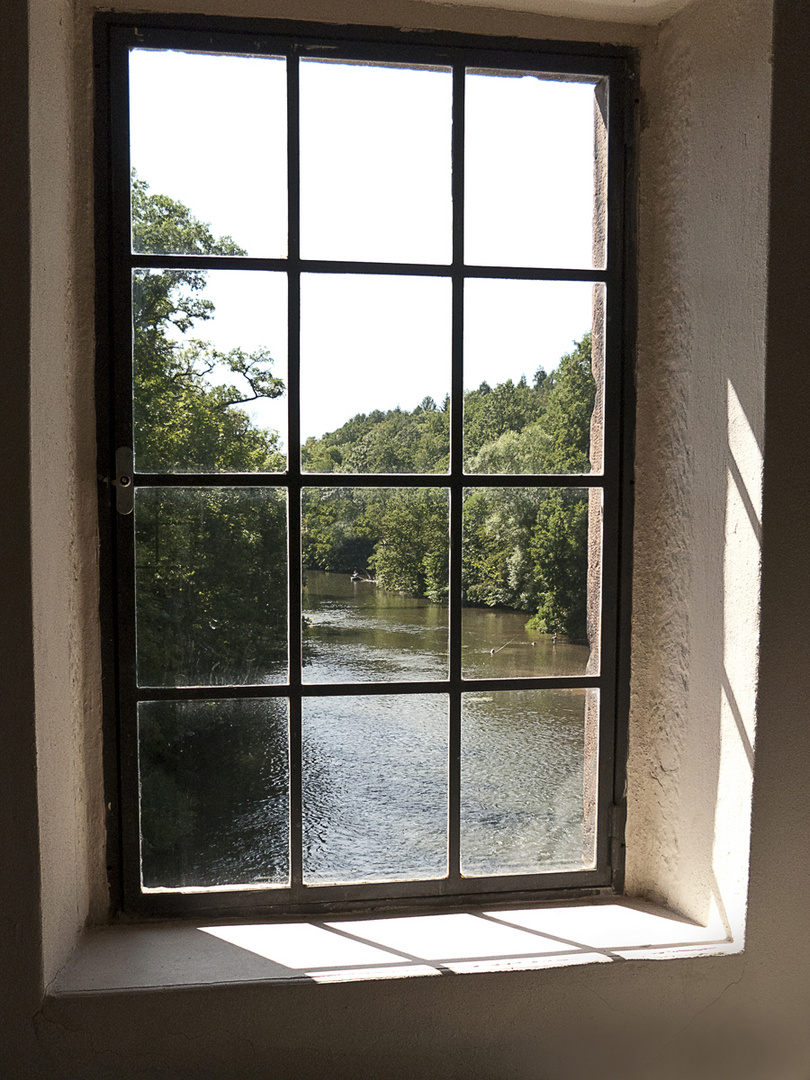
[48,898,738,996]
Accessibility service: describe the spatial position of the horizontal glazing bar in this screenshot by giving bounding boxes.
[128,252,610,282]
[134,676,602,700]
[131,472,608,488]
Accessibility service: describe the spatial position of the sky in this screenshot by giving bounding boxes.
[129,49,600,446]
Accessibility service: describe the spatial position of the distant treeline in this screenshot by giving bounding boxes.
[301,334,595,641]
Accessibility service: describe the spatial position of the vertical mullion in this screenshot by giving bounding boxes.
[113,29,144,909]
[287,49,304,895]
[448,63,466,885]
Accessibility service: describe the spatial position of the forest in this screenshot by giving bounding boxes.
[300,341,595,639]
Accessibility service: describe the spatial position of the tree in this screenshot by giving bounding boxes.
[132,176,285,474]
[463,376,546,464]
[540,332,595,474]
[365,489,449,602]
[527,492,590,640]
[525,334,596,641]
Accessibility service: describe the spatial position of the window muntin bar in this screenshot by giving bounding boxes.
[102,20,630,914]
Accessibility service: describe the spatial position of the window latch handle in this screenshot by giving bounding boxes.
[114,447,134,515]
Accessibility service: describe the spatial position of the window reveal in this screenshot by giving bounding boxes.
[98,18,633,916]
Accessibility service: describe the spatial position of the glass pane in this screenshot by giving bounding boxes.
[465,71,601,269]
[135,487,288,687]
[461,688,598,875]
[139,698,289,889]
[303,694,448,883]
[462,487,601,676]
[464,280,602,474]
[300,274,451,466]
[300,60,452,263]
[130,50,287,258]
[133,270,287,473]
[302,488,449,683]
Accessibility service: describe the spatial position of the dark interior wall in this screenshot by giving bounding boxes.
[0,0,47,1060]
[742,0,810,1061]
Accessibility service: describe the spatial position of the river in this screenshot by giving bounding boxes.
[300,572,593,884]
[141,571,595,890]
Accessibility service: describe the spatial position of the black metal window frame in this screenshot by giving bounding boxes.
[95,13,636,919]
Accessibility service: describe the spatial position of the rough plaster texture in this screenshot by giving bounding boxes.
[29,0,107,988]
[11,0,810,1077]
[81,0,653,43]
[429,0,696,27]
[626,0,768,935]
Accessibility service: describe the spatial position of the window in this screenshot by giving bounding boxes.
[96,17,634,917]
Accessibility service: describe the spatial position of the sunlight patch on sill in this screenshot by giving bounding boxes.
[48,898,738,996]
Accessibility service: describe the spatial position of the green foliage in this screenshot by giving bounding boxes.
[462,487,542,612]
[463,375,548,464]
[527,492,590,641]
[132,177,285,474]
[541,334,595,473]
[366,489,449,602]
[300,334,596,642]
[136,488,287,686]
[301,488,374,572]
[302,402,450,475]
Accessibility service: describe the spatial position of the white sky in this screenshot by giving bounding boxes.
[129,50,599,445]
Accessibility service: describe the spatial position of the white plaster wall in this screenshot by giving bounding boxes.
[29,0,108,989]
[626,0,769,935]
[427,0,695,26]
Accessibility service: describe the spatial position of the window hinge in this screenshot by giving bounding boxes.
[113,447,134,515]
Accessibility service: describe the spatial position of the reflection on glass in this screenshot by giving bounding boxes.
[462,487,600,677]
[465,71,600,269]
[139,698,290,890]
[463,279,601,474]
[461,688,597,875]
[302,488,449,683]
[302,694,448,883]
[129,50,287,257]
[135,487,288,687]
[300,60,452,263]
[300,274,451,459]
[132,270,287,473]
